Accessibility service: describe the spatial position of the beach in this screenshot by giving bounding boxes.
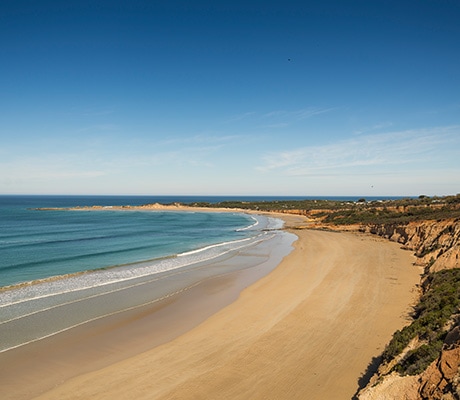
[1,213,421,400]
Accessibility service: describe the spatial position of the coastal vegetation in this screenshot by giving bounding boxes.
[382,268,460,375]
[184,194,460,225]
[185,194,460,396]
[39,194,460,396]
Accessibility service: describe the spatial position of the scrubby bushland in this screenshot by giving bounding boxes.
[182,195,460,225]
[186,199,356,212]
[323,206,460,225]
[382,269,460,375]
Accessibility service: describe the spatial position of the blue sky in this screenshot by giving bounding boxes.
[1,0,459,196]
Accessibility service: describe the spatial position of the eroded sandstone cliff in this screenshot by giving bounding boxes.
[356,219,460,400]
[358,326,460,400]
[360,219,460,273]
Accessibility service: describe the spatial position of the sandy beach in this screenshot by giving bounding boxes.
[1,213,421,400]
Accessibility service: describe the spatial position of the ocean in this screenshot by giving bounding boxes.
[0,195,268,287]
[0,194,404,288]
[0,195,295,353]
[0,194,406,353]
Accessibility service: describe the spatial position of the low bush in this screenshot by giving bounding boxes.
[382,269,460,375]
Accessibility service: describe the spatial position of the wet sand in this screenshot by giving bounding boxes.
[1,214,421,400]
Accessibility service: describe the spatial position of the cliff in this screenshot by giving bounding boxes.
[196,196,460,399]
[358,326,460,400]
[355,218,460,400]
[360,219,460,273]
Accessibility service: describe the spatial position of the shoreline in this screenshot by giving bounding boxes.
[33,203,310,225]
[0,206,281,294]
[1,211,421,399]
[0,212,299,399]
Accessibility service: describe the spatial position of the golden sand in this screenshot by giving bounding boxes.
[26,216,420,400]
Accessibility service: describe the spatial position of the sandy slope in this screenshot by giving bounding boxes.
[34,228,420,400]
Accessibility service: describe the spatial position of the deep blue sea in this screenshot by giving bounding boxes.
[0,195,296,352]
[0,194,404,288]
[0,195,270,288]
[0,194,405,353]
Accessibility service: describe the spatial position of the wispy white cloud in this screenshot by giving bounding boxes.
[263,123,290,129]
[158,133,242,146]
[76,124,120,133]
[223,112,256,124]
[257,126,460,176]
[262,107,337,121]
[129,145,222,169]
[0,130,236,191]
[426,103,460,115]
[222,107,336,129]
[82,111,115,117]
[73,107,116,117]
[258,107,337,129]
[0,154,107,182]
[353,121,393,135]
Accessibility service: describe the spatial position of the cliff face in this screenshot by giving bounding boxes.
[418,327,460,399]
[356,219,460,400]
[358,327,460,400]
[360,219,460,273]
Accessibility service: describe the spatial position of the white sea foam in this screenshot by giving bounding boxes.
[0,230,273,310]
[177,236,254,257]
[0,232,277,325]
[236,214,259,231]
[0,232,290,352]
[266,216,285,230]
[0,208,288,353]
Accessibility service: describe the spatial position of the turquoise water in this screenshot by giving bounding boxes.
[0,196,271,288]
[0,194,407,353]
[0,194,406,288]
[0,195,294,353]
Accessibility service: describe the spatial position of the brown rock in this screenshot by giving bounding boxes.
[357,372,420,400]
[358,219,460,272]
[419,345,460,399]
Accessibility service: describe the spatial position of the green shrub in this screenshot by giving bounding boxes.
[395,337,445,375]
[382,269,460,375]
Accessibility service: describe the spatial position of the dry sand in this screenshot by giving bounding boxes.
[28,222,420,400]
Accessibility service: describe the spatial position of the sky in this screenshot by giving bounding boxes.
[1,0,459,197]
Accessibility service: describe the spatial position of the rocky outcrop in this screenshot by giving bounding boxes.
[359,219,460,273]
[356,219,460,399]
[357,372,420,400]
[419,327,460,399]
[358,326,460,400]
